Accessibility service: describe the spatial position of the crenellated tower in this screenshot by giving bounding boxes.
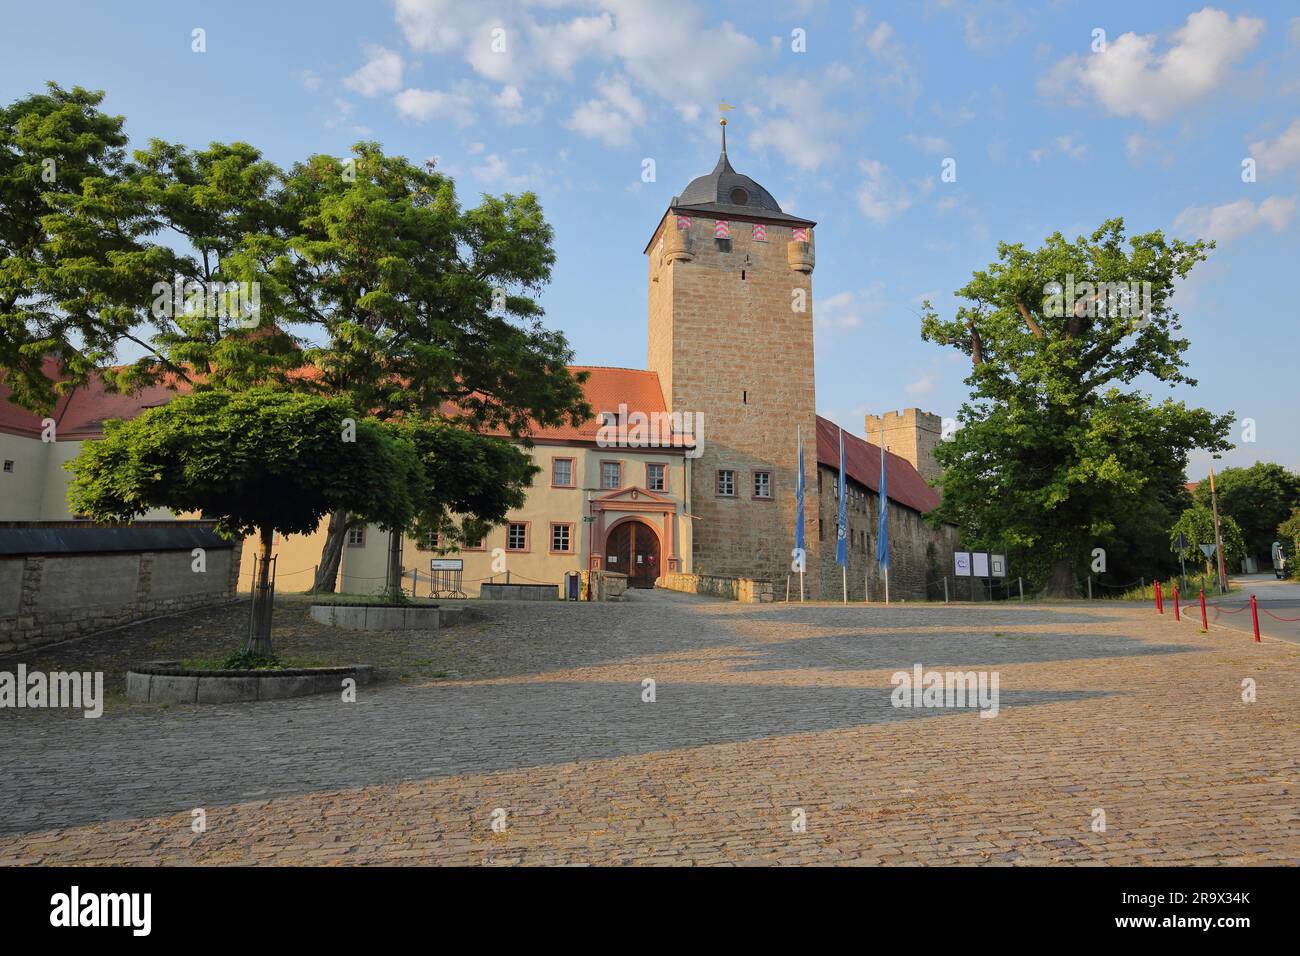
[645,115,821,590]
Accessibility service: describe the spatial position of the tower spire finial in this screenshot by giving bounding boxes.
[718,102,735,155]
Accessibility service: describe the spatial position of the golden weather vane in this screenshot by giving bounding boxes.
[718,102,735,150]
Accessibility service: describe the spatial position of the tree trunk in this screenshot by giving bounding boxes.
[244,526,276,657]
[312,509,349,593]
[1046,557,1075,598]
[385,528,403,603]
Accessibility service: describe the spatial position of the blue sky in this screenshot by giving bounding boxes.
[3,0,1298,478]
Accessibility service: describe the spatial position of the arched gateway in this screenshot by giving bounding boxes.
[603,519,661,589]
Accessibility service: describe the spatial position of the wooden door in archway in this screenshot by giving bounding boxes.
[605,520,660,588]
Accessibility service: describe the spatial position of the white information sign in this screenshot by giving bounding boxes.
[954,552,972,577]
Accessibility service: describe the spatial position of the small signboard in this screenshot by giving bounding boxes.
[972,552,990,578]
[1199,543,1217,559]
[954,552,972,577]
[990,554,1007,577]
[1174,533,1189,554]
[431,558,463,571]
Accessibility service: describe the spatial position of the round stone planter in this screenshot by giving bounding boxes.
[309,602,477,631]
[126,661,374,704]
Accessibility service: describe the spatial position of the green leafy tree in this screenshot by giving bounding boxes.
[66,389,417,654]
[1277,506,1300,579]
[0,83,147,411]
[266,143,589,592]
[1170,504,1245,579]
[1193,463,1300,562]
[398,420,539,547]
[1,85,298,412]
[2,93,588,597]
[921,218,1234,594]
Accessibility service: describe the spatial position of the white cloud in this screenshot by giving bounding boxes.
[394,0,466,53]
[906,369,939,398]
[816,286,887,331]
[1250,119,1300,176]
[472,153,540,190]
[931,0,1029,54]
[906,133,951,155]
[391,0,762,128]
[324,99,371,136]
[300,70,322,93]
[1124,131,1178,168]
[494,84,540,124]
[1174,195,1297,242]
[747,65,855,172]
[344,44,404,97]
[567,74,645,146]
[392,87,476,126]
[1040,7,1264,123]
[1031,133,1087,162]
[856,160,911,224]
[856,14,920,105]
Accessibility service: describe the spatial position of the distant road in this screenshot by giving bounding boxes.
[1193,573,1300,645]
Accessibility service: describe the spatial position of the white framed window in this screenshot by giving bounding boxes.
[646,463,666,492]
[506,522,529,551]
[753,471,771,498]
[550,523,573,553]
[717,470,735,496]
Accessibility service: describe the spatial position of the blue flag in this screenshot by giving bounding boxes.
[835,427,847,567]
[794,425,805,564]
[876,428,890,570]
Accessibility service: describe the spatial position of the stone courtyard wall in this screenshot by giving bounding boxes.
[0,522,241,652]
[657,572,774,603]
[812,466,958,602]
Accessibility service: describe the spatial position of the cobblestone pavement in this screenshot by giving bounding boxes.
[1,590,1297,865]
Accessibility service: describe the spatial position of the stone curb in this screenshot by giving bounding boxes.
[126,664,374,704]
[308,604,480,630]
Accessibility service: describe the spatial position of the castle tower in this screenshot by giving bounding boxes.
[645,116,820,589]
[864,408,944,486]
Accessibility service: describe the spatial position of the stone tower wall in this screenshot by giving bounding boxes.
[863,408,944,487]
[647,214,821,592]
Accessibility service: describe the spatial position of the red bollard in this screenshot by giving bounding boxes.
[1173,586,1180,621]
[1251,594,1260,642]
[1199,588,1208,632]
[1155,580,1163,614]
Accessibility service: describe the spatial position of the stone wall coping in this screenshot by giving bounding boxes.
[129,662,370,679]
[310,601,442,609]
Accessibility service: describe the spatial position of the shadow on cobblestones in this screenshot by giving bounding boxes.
[731,631,1196,671]
[0,678,1108,835]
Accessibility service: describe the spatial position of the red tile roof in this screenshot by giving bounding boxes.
[477,366,689,447]
[0,358,181,440]
[1,362,689,448]
[816,414,940,515]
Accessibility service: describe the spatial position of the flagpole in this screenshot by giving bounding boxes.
[876,425,891,606]
[838,427,847,604]
[796,424,805,603]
